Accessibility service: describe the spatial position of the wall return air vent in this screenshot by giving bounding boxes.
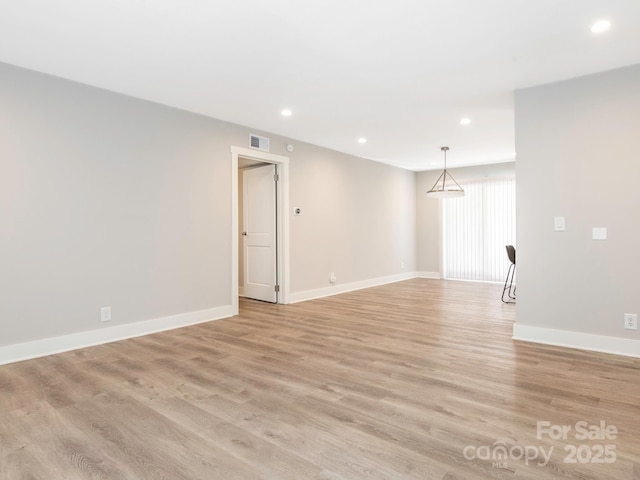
[249,134,270,152]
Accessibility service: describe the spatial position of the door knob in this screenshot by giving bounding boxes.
[242,232,247,236]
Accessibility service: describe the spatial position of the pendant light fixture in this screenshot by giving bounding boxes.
[426,146,464,198]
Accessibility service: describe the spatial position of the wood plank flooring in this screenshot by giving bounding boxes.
[1,279,639,479]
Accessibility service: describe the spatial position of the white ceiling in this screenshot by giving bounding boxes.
[1,1,639,171]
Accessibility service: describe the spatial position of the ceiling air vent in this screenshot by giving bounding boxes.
[249,134,270,152]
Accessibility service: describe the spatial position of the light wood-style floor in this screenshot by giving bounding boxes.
[1,279,638,479]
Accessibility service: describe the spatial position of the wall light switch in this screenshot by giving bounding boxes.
[554,217,565,231]
[592,227,607,240]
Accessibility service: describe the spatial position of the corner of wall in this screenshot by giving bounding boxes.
[289,272,419,303]
[513,323,640,359]
[0,305,234,366]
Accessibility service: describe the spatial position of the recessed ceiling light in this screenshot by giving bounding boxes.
[281,109,292,117]
[358,137,367,144]
[590,19,611,34]
[460,117,471,126]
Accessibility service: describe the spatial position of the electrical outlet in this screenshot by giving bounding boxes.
[101,306,112,322]
[329,272,336,284]
[624,313,637,330]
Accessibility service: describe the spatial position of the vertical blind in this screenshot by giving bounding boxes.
[442,177,516,282]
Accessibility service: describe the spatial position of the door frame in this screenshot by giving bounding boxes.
[231,146,290,315]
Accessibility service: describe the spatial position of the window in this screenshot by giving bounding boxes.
[442,177,515,282]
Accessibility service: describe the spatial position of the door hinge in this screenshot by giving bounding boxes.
[274,174,279,182]
[274,285,280,292]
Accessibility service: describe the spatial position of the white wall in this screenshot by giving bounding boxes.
[1,63,235,347]
[514,64,640,356]
[0,62,417,355]
[290,144,416,293]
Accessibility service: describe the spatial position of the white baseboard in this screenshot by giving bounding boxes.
[0,305,234,366]
[415,271,441,279]
[289,272,417,304]
[513,323,640,359]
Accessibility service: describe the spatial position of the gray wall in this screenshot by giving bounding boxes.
[290,145,416,292]
[0,62,416,348]
[416,162,515,275]
[515,64,640,339]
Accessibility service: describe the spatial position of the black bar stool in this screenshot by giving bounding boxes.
[502,245,516,303]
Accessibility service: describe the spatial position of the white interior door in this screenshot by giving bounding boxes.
[242,164,277,303]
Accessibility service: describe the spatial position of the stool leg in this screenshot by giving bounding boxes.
[502,264,515,304]
[508,265,516,299]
